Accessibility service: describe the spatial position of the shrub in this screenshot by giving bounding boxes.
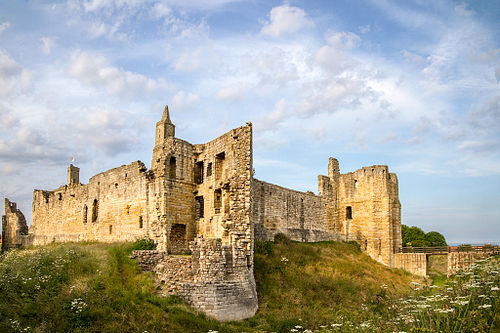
[254,240,274,256]
[273,233,291,245]
[131,238,157,250]
[347,240,361,252]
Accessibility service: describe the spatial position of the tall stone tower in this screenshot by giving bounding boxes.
[155,105,175,145]
[67,164,80,185]
[151,105,176,173]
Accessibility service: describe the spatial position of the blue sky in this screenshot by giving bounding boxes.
[0,0,499,244]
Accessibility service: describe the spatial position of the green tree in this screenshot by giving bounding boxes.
[402,225,426,247]
[402,225,447,247]
[425,231,447,247]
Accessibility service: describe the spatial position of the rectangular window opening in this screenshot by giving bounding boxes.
[195,196,204,219]
[214,189,222,214]
[168,156,176,179]
[215,152,225,180]
[194,161,204,184]
[206,162,213,177]
[346,206,352,220]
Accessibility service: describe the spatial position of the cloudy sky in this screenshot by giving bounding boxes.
[0,0,499,244]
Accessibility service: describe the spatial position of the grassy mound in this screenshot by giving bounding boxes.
[0,240,423,332]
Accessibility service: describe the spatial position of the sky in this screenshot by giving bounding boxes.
[0,0,499,244]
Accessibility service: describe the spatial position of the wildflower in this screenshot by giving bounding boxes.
[281,257,289,262]
[330,323,342,327]
[294,325,302,329]
[479,304,492,309]
[491,286,499,291]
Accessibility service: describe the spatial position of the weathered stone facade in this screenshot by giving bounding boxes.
[252,158,401,266]
[3,105,403,320]
[1,199,29,251]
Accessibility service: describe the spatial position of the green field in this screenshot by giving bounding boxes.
[0,239,498,332]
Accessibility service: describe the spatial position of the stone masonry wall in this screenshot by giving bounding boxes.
[447,252,489,276]
[394,253,428,277]
[251,179,339,242]
[2,199,29,251]
[30,161,152,245]
[335,165,401,266]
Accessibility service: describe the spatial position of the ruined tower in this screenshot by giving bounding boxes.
[2,199,29,251]
[67,164,80,185]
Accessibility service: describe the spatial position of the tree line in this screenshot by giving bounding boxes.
[402,225,447,247]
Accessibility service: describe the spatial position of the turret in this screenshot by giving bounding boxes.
[154,105,175,147]
[67,164,80,185]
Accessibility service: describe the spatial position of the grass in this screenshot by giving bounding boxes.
[1,239,497,332]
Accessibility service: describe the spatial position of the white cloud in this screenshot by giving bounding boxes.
[68,50,166,97]
[151,2,171,19]
[454,2,475,17]
[171,90,200,111]
[215,85,246,102]
[173,49,201,72]
[0,50,28,97]
[261,3,311,37]
[40,37,56,55]
[0,21,10,33]
[358,24,370,34]
[255,98,287,132]
[326,31,361,49]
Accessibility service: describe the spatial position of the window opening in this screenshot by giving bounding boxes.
[92,199,98,222]
[215,152,225,179]
[354,180,358,188]
[214,189,222,214]
[195,196,204,219]
[109,225,113,234]
[139,216,143,229]
[83,205,88,223]
[194,161,204,184]
[206,162,213,177]
[346,206,352,220]
[168,156,176,179]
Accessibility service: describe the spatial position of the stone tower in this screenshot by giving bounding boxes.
[2,199,29,251]
[151,105,176,174]
[67,164,80,185]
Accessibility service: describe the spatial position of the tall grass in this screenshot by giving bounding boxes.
[2,240,496,332]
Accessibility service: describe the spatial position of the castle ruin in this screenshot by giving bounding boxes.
[2,105,402,321]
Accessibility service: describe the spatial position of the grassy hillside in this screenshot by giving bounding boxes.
[1,239,497,332]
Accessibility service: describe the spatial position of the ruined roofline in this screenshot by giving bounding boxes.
[192,122,252,151]
[253,178,319,197]
[255,162,398,198]
[34,160,149,194]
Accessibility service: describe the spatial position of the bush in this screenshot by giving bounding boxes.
[273,233,291,245]
[131,238,157,250]
[347,240,361,252]
[254,240,273,256]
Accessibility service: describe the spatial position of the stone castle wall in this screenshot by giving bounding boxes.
[251,158,401,267]
[251,179,339,242]
[3,105,404,321]
[335,165,401,266]
[30,161,154,245]
[1,199,29,251]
